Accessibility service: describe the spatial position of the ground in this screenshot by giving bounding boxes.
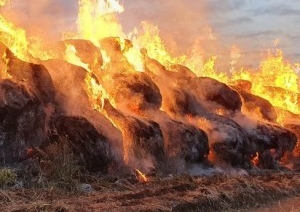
[1,170,300,212]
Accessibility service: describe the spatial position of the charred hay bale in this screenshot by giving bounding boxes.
[63,39,103,70]
[193,77,242,112]
[5,50,55,104]
[83,110,124,163]
[160,120,209,163]
[244,122,297,169]
[201,114,256,168]
[102,71,162,111]
[49,116,114,172]
[234,88,277,122]
[285,124,300,157]
[123,118,165,168]
[0,80,47,165]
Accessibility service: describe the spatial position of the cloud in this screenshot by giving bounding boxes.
[235,30,284,39]
[206,0,248,13]
[250,4,300,17]
[213,17,254,28]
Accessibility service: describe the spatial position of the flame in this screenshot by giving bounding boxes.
[0,50,11,79]
[231,49,300,123]
[100,49,111,69]
[85,74,109,111]
[135,169,149,183]
[76,0,124,46]
[0,0,9,7]
[123,41,144,72]
[252,152,259,166]
[136,22,186,68]
[0,16,29,61]
[65,44,90,71]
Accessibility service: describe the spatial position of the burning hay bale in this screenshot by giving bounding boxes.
[284,123,300,157]
[100,69,162,112]
[233,87,277,122]
[199,114,256,168]
[49,116,115,172]
[241,121,297,169]
[0,79,47,165]
[63,39,103,70]
[231,79,252,93]
[4,48,55,104]
[191,77,243,113]
[162,87,192,116]
[100,37,131,62]
[170,64,197,78]
[159,118,209,163]
[42,59,91,114]
[103,101,165,172]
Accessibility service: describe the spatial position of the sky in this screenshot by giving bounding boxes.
[1,0,300,68]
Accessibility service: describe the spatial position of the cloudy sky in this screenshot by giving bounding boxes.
[1,0,300,68]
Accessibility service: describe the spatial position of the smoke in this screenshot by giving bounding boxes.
[120,0,216,56]
[0,0,76,40]
[0,0,250,68]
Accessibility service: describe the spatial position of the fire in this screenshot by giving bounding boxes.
[65,44,90,71]
[0,49,11,79]
[76,0,124,46]
[252,152,259,166]
[0,0,9,7]
[0,15,29,61]
[136,22,186,68]
[200,56,229,83]
[231,49,300,123]
[0,0,299,172]
[123,41,144,72]
[135,169,149,183]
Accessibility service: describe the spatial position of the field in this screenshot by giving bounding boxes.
[1,169,300,212]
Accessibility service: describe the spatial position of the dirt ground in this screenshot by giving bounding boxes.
[1,171,300,212]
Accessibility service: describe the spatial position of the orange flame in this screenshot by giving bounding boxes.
[135,169,149,183]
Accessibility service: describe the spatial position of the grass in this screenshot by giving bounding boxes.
[1,170,300,211]
[0,168,17,187]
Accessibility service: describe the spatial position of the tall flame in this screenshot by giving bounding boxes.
[76,0,124,46]
[232,49,300,122]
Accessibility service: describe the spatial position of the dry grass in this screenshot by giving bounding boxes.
[1,170,300,211]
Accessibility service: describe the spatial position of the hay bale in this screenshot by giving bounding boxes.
[193,77,242,112]
[160,119,209,163]
[0,80,47,165]
[6,49,55,104]
[49,116,114,172]
[234,87,277,122]
[103,101,165,171]
[101,70,162,112]
[201,114,256,168]
[244,122,297,168]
